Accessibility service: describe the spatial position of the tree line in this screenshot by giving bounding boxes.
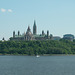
[0,39,75,55]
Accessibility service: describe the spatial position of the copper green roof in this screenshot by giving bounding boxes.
[15,35,24,38]
[33,34,46,37]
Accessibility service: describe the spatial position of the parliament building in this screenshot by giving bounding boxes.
[10,21,53,41]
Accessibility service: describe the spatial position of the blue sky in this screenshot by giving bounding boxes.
[0,0,75,40]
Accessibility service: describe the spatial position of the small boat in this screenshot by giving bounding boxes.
[36,55,40,57]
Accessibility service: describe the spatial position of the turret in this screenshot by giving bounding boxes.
[18,31,20,36]
[42,30,44,35]
[13,31,15,38]
[2,37,5,41]
[50,34,53,40]
[33,20,37,35]
[47,30,49,38]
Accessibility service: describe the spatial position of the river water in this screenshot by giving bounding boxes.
[0,55,75,75]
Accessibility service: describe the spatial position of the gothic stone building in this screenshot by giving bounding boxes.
[10,21,53,41]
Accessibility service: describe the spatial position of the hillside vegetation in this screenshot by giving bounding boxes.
[0,39,75,55]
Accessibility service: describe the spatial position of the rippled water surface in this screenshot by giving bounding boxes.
[0,55,75,75]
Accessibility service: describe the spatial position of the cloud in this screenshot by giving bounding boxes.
[1,8,6,12]
[1,8,13,13]
[8,9,12,12]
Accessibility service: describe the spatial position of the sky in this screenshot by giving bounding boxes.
[0,0,75,40]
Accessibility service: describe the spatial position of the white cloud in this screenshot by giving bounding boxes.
[8,9,12,12]
[1,8,6,12]
[1,8,13,13]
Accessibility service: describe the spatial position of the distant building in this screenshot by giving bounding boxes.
[2,37,5,42]
[10,21,53,41]
[53,36,61,41]
[63,34,74,41]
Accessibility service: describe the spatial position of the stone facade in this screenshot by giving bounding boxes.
[63,34,74,41]
[10,21,53,41]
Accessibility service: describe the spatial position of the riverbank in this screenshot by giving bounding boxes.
[0,40,75,55]
[0,53,75,56]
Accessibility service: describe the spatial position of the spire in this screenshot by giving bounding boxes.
[33,20,37,35]
[27,26,31,32]
[34,20,36,26]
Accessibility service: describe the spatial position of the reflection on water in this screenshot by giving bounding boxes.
[0,55,75,75]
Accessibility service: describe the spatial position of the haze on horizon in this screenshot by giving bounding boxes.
[0,0,75,40]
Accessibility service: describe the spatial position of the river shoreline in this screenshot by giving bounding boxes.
[0,54,75,56]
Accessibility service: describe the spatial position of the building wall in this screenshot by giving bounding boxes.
[10,21,53,41]
[63,34,74,41]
